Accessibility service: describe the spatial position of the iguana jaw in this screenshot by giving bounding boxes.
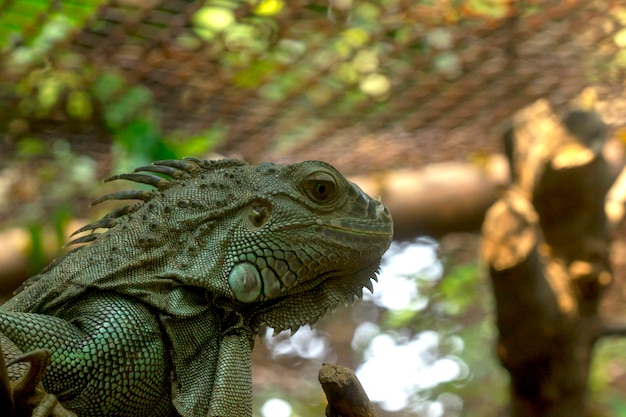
[248,260,383,336]
[225,215,392,305]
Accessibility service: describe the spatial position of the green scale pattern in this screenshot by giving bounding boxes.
[0,293,174,416]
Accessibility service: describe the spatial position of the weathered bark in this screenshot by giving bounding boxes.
[319,363,377,417]
[482,101,613,417]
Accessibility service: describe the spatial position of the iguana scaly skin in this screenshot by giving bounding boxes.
[0,158,393,416]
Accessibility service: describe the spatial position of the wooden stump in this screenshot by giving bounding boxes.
[482,100,613,417]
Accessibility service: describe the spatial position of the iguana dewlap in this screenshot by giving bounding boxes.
[0,158,393,417]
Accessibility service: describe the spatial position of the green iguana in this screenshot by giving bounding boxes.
[0,158,393,416]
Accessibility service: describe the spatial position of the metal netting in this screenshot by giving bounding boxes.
[0,0,623,174]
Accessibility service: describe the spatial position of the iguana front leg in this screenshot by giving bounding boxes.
[0,293,175,416]
[0,335,76,417]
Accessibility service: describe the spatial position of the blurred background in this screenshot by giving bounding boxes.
[1,1,626,416]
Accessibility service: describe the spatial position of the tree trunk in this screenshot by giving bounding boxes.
[482,100,613,417]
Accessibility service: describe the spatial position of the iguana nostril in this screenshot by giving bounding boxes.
[378,204,392,221]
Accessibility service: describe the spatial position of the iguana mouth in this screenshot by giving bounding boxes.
[275,220,392,237]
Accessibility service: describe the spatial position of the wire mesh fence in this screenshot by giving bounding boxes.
[0,0,623,174]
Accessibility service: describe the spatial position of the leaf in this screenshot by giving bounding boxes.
[253,0,284,17]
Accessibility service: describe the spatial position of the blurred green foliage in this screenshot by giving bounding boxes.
[4,138,97,273]
[1,0,105,67]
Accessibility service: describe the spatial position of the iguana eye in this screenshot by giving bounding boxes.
[312,180,333,200]
[304,172,337,203]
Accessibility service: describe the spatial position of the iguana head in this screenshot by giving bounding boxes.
[219,160,394,333]
[36,158,393,333]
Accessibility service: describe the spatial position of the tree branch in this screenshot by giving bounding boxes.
[595,321,626,340]
[318,363,376,417]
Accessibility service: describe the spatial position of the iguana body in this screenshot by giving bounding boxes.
[0,158,393,416]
